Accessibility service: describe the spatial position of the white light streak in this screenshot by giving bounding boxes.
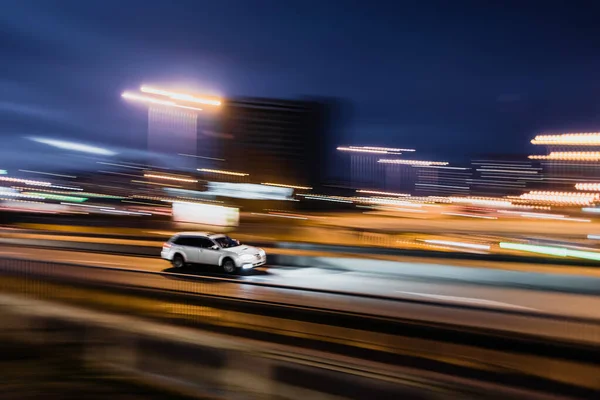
[19,170,77,178]
[476,169,538,174]
[122,92,203,111]
[529,152,600,161]
[337,147,395,154]
[442,212,498,220]
[575,183,600,191]
[262,182,312,190]
[251,212,308,220]
[356,190,411,197]
[422,240,491,251]
[532,133,600,145]
[144,174,198,183]
[198,168,248,177]
[379,159,449,166]
[140,86,221,106]
[0,176,52,186]
[30,137,116,156]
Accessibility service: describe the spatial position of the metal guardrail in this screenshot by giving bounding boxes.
[0,256,600,397]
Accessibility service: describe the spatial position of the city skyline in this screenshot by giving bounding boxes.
[4,1,600,166]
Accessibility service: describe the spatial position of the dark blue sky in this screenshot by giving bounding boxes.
[3,0,600,166]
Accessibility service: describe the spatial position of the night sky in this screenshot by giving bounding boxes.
[3,0,600,169]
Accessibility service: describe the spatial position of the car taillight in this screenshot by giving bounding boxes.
[163,242,172,249]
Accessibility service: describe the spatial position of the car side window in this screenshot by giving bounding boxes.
[198,238,216,249]
[174,236,193,246]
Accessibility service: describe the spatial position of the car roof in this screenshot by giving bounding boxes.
[173,231,216,237]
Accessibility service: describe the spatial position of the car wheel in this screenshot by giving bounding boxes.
[172,254,185,268]
[222,259,237,274]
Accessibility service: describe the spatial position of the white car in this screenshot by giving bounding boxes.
[161,232,267,274]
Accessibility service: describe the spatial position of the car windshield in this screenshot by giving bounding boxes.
[213,236,240,248]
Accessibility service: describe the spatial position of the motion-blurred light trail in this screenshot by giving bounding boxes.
[531,133,600,146]
[378,159,449,166]
[140,86,221,106]
[198,168,249,176]
[143,174,198,183]
[122,92,203,111]
[29,137,117,156]
[261,182,312,190]
[499,242,600,261]
[422,240,491,251]
[357,190,411,197]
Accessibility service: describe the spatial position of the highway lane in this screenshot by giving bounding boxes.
[1,244,600,347]
[6,230,600,276]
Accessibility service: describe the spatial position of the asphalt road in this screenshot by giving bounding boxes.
[1,244,600,347]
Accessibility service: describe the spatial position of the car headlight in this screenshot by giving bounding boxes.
[240,254,255,261]
[259,249,266,256]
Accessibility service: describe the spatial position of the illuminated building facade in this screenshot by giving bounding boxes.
[415,166,471,196]
[469,156,540,196]
[336,146,416,191]
[122,86,221,170]
[530,133,600,191]
[147,105,198,168]
[217,98,331,188]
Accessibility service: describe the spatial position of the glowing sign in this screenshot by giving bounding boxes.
[172,202,239,227]
[205,182,293,200]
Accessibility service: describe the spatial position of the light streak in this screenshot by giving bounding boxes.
[529,152,600,161]
[416,183,469,189]
[179,153,225,161]
[22,192,87,202]
[299,194,353,204]
[351,146,415,152]
[198,168,249,177]
[356,190,411,197]
[99,208,152,216]
[18,170,76,178]
[442,212,497,219]
[97,162,145,170]
[531,133,600,145]
[144,174,198,183]
[337,147,394,154]
[61,203,114,209]
[0,176,52,186]
[476,169,538,174]
[379,159,449,166]
[575,183,600,191]
[30,137,116,156]
[122,92,203,111]
[140,86,221,106]
[518,191,599,205]
[500,242,600,261]
[251,212,308,220]
[262,182,312,190]
[449,197,512,207]
[131,180,183,188]
[422,240,491,251]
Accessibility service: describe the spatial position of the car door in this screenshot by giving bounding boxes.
[176,236,201,263]
[197,237,221,265]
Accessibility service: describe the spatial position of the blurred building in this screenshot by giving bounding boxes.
[469,156,541,196]
[529,133,600,191]
[122,86,221,171]
[216,97,332,189]
[415,166,471,196]
[147,105,198,161]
